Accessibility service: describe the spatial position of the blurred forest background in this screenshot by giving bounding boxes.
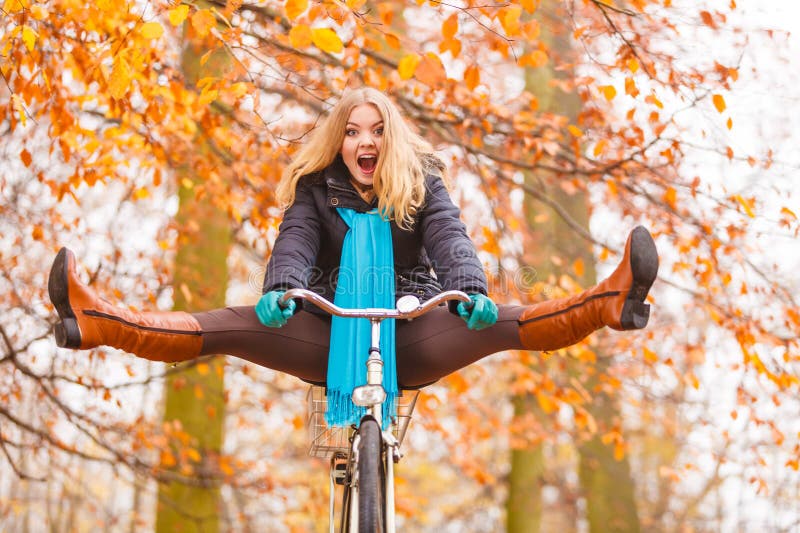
[1,0,798,531]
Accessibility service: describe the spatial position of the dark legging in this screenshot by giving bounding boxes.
[195,305,526,388]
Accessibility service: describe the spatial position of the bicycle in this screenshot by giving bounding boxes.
[279,288,472,533]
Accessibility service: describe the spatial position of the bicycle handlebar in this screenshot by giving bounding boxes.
[279,288,472,320]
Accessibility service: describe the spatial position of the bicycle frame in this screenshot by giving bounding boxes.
[282,288,471,533]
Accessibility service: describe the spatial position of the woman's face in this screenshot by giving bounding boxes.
[340,103,384,188]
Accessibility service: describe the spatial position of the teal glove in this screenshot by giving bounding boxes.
[255,290,296,328]
[457,293,498,331]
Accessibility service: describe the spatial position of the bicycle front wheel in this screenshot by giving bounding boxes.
[357,416,384,532]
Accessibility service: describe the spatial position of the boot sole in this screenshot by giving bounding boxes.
[48,248,82,348]
[620,226,659,329]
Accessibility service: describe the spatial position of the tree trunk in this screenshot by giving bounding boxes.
[154,18,231,533]
[507,2,640,532]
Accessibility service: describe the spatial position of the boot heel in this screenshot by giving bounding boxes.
[620,300,650,329]
[54,318,82,349]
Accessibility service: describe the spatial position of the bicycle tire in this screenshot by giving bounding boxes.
[357,416,384,532]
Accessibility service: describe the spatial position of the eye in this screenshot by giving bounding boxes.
[345,129,358,136]
[374,127,383,136]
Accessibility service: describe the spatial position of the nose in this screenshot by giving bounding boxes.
[360,132,376,147]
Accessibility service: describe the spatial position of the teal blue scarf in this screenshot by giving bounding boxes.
[325,207,397,429]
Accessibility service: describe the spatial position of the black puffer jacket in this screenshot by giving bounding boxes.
[262,156,487,314]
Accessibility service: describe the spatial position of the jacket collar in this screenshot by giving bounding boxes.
[324,156,378,212]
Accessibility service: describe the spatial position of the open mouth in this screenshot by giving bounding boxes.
[357,155,377,174]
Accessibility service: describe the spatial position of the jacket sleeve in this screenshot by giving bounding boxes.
[262,180,321,294]
[419,175,488,299]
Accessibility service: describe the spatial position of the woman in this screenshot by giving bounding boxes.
[48,88,658,420]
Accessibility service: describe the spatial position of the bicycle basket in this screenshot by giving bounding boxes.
[306,386,419,459]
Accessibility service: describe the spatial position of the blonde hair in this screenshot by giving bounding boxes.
[276,88,445,230]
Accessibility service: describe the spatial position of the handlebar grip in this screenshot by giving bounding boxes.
[277,291,294,309]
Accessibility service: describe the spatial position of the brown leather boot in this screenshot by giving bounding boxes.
[519,226,658,351]
[48,248,203,362]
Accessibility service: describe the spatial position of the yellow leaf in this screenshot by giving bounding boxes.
[500,6,522,36]
[726,117,733,130]
[140,22,164,39]
[643,347,658,363]
[536,391,557,414]
[132,187,150,200]
[733,194,755,218]
[168,5,190,26]
[187,448,202,462]
[109,56,132,100]
[21,25,37,52]
[311,27,343,53]
[599,85,616,101]
[289,24,312,48]
[712,94,726,113]
[181,178,194,189]
[780,206,797,220]
[567,124,583,137]
[285,0,308,21]
[191,9,216,38]
[398,53,421,80]
[521,0,538,12]
[2,0,29,13]
[464,64,480,91]
[627,58,639,73]
[199,88,218,105]
[229,82,249,98]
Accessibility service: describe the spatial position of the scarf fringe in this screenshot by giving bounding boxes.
[325,389,397,431]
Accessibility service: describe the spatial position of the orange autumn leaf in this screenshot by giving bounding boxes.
[289,24,312,48]
[713,94,726,113]
[700,10,716,28]
[464,64,480,91]
[191,9,216,38]
[567,124,583,137]
[414,53,446,87]
[442,13,458,40]
[108,56,132,100]
[599,85,617,101]
[20,148,32,167]
[285,0,308,21]
[663,187,677,209]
